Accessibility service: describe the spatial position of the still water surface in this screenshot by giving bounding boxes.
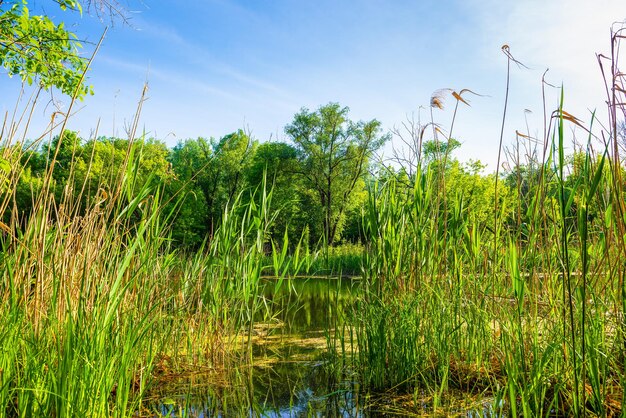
[154,278,363,417]
[151,278,502,417]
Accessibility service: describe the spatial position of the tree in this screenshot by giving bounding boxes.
[245,141,308,243]
[422,137,461,166]
[168,131,255,246]
[46,130,83,185]
[214,130,256,207]
[285,103,389,244]
[0,0,93,97]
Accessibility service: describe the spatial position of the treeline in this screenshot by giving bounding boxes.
[3,103,389,249]
[5,102,615,252]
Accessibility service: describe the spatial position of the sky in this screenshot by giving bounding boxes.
[1,0,625,171]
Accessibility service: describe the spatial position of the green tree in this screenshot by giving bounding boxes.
[285,103,389,244]
[0,142,46,225]
[214,130,256,208]
[168,137,213,246]
[168,131,255,246]
[47,130,84,185]
[422,137,461,167]
[0,0,93,97]
[245,141,307,243]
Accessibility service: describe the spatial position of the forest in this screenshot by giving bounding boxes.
[4,103,504,254]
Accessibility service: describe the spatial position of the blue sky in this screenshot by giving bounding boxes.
[2,0,625,170]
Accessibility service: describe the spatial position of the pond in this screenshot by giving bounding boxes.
[151,277,364,417]
[148,278,503,417]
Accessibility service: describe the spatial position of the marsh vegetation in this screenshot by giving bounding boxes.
[1,2,626,416]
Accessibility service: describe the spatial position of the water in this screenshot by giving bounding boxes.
[151,278,364,417]
[147,278,504,417]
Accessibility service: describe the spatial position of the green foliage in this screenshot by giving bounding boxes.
[3,86,625,416]
[245,141,307,243]
[353,108,626,415]
[1,133,173,228]
[444,159,506,226]
[422,137,461,165]
[0,0,92,98]
[285,103,389,244]
[0,126,306,416]
[168,131,255,246]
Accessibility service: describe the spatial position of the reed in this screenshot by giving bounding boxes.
[0,85,300,417]
[351,29,626,416]
[1,18,625,417]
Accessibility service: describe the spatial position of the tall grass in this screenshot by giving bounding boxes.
[0,86,299,417]
[1,20,625,418]
[353,28,626,416]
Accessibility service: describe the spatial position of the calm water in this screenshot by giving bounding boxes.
[150,278,503,417]
[153,278,364,417]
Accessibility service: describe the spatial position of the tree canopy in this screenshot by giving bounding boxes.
[285,103,389,244]
[0,0,94,97]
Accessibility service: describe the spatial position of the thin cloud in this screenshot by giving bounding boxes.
[135,17,294,102]
[97,55,242,102]
[471,0,624,113]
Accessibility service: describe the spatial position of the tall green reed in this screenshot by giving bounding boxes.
[0,85,301,417]
[352,31,626,415]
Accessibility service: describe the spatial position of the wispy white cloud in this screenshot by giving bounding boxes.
[121,12,295,102]
[97,54,242,102]
[471,0,625,117]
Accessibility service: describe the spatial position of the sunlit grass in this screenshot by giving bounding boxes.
[0,90,302,417]
[352,30,626,416]
[1,22,625,418]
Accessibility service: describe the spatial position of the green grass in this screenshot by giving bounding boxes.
[349,39,626,415]
[0,96,302,417]
[1,25,626,418]
[354,136,624,415]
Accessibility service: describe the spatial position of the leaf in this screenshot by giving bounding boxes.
[588,150,607,199]
[452,91,469,105]
[552,109,586,130]
[451,88,485,106]
[0,2,90,98]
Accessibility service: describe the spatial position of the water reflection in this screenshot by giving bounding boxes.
[149,278,506,417]
[258,277,360,334]
[151,278,362,417]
